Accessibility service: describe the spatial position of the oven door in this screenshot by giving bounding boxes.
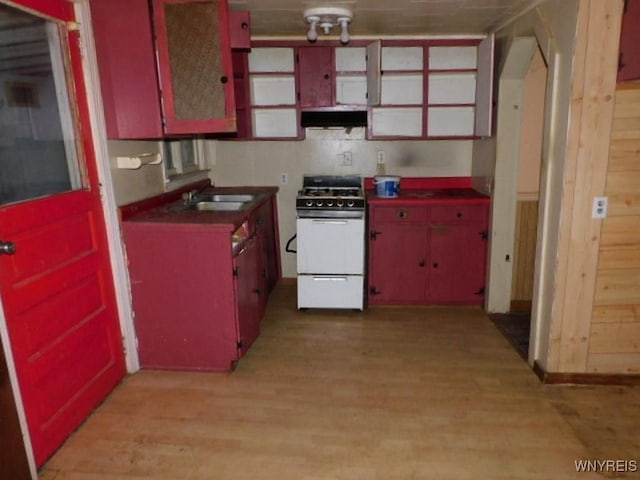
[297,218,364,274]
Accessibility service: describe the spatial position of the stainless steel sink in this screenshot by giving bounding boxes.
[201,193,256,203]
[190,201,247,211]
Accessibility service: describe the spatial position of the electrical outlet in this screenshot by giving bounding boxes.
[592,196,608,219]
[280,173,288,185]
[343,151,353,166]
[377,150,385,165]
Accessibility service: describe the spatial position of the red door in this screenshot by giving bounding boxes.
[0,0,126,466]
[369,223,428,304]
[298,46,334,108]
[234,235,261,356]
[428,223,487,304]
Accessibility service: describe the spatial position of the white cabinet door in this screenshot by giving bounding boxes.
[372,107,423,137]
[296,218,364,274]
[428,106,475,136]
[252,109,298,138]
[248,48,294,72]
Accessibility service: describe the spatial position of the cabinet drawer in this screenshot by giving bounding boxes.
[430,205,487,223]
[372,206,428,223]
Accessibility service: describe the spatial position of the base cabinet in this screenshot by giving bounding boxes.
[368,203,489,305]
[122,200,278,371]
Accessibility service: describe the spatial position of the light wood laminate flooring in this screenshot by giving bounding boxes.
[41,283,640,479]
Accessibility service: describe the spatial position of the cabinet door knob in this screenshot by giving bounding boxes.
[241,22,249,30]
[324,73,330,80]
[220,76,229,84]
[419,260,425,267]
[397,210,408,219]
[433,262,439,269]
[456,212,463,218]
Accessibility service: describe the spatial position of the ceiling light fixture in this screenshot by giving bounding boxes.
[304,7,353,44]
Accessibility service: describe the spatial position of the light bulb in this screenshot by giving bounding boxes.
[339,18,350,44]
[307,22,317,41]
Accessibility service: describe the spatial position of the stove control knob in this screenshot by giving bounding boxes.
[316,200,323,207]
[347,200,355,207]
[336,200,344,207]
[326,200,334,207]
[305,200,314,207]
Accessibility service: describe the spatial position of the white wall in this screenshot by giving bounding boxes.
[108,140,165,206]
[212,128,474,277]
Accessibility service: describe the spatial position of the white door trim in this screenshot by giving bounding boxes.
[75,1,140,373]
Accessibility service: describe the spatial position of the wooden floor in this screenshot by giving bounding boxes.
[41,283,640,479]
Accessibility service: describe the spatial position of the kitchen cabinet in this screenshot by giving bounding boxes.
[91,0,236,138]
[234,234,261,356]
[427,205,489,303]
[120,187,280,372]
[153,0,236,135]
[229,10,251,50]
[367,181,489,305]
[90,0,163,139]
[368,206,429,304]
[247,47,299,138]
[298,46,335,108]
[618,0,640,82]
[253,198,280,298]
[369,38,494,139]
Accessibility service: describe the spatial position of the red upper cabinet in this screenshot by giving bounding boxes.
[229,10,251,50]
[297,46,335,108]
[90,0,163,139]
[153,0,236,135]
[618,0,640,83]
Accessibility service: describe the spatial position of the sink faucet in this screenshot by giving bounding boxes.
[182,189,199,205]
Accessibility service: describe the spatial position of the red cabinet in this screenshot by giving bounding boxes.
[90,0,163,139]
[368,199,489,305]
[618,0,640,82]
[121,191,280,372]
[153,0,236,134]
[428,205,489,303]
[91,0,236,138]
[233,235,261,356]
[297,46,334,108]
[229,10,251,50]
[368,206,428,304]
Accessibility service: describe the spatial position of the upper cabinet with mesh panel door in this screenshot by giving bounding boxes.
[90,0,237,138]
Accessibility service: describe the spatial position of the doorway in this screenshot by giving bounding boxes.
[490,46,548,360]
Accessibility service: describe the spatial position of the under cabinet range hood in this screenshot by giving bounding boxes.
[300,110,367,128]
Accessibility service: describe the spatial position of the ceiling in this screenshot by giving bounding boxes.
[229,0,541,38]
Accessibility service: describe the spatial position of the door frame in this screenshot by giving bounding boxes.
[486,12,560,368]
[74,0,139,373]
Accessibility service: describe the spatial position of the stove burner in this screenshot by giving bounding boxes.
[297,175,365,218]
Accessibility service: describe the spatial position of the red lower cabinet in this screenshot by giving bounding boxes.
[123,221,264,372]
[234,235,262,356]
[368,200,489,305]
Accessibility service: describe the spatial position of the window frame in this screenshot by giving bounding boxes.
[161,138,211,190]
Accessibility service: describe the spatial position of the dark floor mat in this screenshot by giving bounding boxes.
[488,312,530,361]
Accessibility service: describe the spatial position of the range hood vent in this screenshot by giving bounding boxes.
[301,110,367,128]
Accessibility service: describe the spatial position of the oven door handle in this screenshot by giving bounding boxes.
[312,276,348,282]
[311,220,349,225]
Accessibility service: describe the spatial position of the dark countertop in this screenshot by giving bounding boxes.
[121,183,279,233]
[364,176,490,206]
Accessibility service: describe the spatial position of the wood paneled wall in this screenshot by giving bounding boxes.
[511,200,538,305]
[589,86,640,373]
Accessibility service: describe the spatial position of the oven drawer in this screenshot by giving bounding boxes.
[297,218,364,274]
[297,275,364,310]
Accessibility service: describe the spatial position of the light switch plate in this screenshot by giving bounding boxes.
[592,196,608,219]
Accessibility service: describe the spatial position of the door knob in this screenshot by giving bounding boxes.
[0,240,16,255]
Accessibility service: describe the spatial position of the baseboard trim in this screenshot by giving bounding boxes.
[533,361,640,385]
